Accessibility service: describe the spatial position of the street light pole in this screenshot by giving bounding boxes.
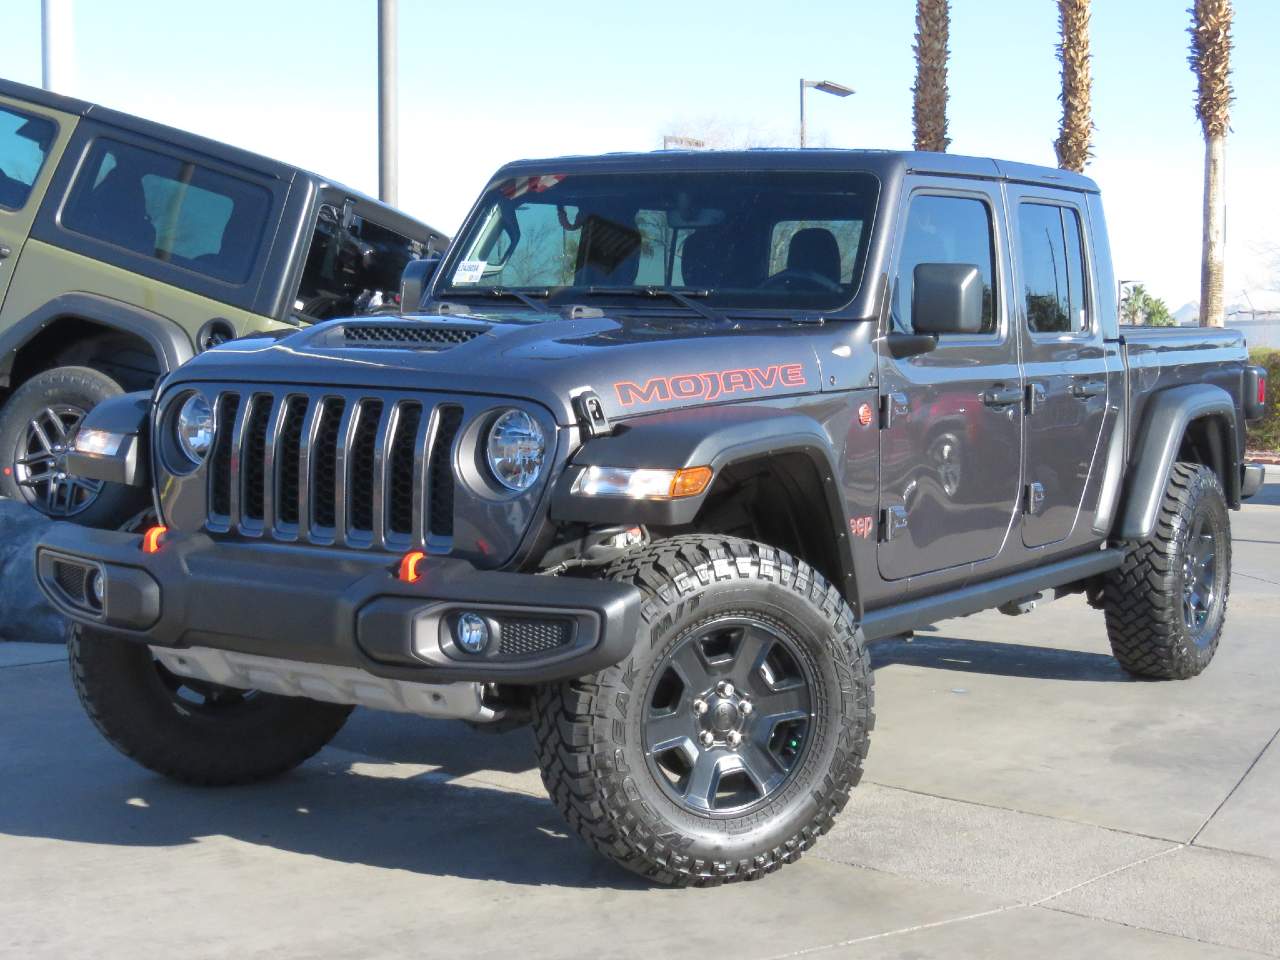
[41,0,75,95]
[798,79,855,148]
[377,0,398,205]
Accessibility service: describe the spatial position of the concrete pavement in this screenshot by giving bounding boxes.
[1,474,1278,958]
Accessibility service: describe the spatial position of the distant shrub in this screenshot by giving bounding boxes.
[1248,348,1280,452]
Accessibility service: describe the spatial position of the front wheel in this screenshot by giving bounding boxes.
[70,626,353,785]
[1102,462,1231,679]
[532,536,874,885]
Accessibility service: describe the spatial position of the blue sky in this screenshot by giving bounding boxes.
[3,0,1278,310]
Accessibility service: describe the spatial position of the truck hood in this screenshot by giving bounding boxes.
[174,311,876,426]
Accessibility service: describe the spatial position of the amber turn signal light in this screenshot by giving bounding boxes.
[398,550,426,583]
[141,525,168,554]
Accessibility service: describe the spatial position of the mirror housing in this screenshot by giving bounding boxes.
[400,256,441,313]
[912,263,984,335]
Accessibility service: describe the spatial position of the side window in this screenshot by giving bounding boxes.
[0,107,56,211]
[61,138,270,283]
[1018,202,1089,334]
[894,195,997,334]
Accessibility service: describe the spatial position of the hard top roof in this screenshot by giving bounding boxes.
[491,147,1100,194]
[0,75,421,219]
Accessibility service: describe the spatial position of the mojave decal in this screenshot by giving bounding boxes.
[614,363,807,407]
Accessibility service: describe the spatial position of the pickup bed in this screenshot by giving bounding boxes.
[38,149,1267,886]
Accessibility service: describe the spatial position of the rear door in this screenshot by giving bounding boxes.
[0,101,65,308]
[1006,187,1110,547]
[877,180,1023,581]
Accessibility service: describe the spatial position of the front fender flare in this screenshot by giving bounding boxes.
[550,404,844,529]
[1118,383,1240,540]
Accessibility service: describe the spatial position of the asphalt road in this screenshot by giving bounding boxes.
[2,475,1278,959]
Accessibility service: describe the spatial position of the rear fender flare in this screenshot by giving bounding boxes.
[1118,383,1240,540]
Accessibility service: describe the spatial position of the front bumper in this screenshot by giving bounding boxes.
[36,525,641,685]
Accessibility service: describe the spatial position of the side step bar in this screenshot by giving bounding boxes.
[861,548,1125,640]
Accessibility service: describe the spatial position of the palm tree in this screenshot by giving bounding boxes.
[912,0,950,152]
[1189,0,1233,327]
[1054,0,1092,172]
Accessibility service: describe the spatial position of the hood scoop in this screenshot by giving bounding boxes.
[320,320,490,351]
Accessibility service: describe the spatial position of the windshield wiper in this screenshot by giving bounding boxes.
[439,287,553,313]
[579,286,736,327]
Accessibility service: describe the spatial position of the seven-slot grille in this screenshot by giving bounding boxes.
[205,389,464,551]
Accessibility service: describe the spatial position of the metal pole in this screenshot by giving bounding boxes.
[377,0,398,205]
[798,79,807,148]
[41,0,75,94]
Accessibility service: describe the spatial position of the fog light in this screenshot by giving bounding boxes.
[87,570,105,608]
[455,613,490,654]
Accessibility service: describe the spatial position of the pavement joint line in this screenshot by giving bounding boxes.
[1235,570,1280,587]
[1028,842,1186,907]
[0,656,66,670]
[1037,903,1279,959]
[1189,721,1280,846]
[862,779,1185,847]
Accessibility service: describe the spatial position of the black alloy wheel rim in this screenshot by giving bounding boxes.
[153,660,258,716]
[1182,512,1219,639]
[643,615,816,816]
[12,404,104,518]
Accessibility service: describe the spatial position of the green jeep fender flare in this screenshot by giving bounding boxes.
[0,292,194,386]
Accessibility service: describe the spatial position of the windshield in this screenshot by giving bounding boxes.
[438,170,879,314]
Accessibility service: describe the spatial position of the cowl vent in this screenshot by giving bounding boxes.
[337,322,488,350]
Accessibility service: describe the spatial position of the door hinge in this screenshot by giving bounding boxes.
[880,392,909,429]
[1026,382,1046,416]
[1025,481,1045,515]
[880,505,909,542]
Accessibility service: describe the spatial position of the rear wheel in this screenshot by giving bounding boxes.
[532,535,873,885]
[0,366,148,525]
[1102,462,1231,679]
[70,625,352,785]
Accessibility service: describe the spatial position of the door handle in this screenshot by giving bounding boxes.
[1070,379,1105,399]
[982,385,1023,407]
[0,245,11,260]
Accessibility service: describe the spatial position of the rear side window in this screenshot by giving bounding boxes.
[894,195,997,334]
[1018,202,1088,334]
[61,138,269,283]
[0,106,56,211]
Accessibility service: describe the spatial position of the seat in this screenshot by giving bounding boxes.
[81,168,156,256]
[679,229,724,289]
[786,227,842,285]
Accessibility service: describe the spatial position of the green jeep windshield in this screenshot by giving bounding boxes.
[439,170,879,314]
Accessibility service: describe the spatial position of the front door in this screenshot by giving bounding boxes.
[878,181,1023,581]
[1007,188,1110,547]
[0,102,60,307]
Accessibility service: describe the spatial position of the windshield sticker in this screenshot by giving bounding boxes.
[498,174,566,200]
[615,363,807,407]
[452,260,488,285]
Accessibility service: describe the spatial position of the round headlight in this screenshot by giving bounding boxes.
[485,409,545,492]
[176,394,214,465]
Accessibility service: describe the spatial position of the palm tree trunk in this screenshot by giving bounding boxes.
[1189,0,1232,328]
[1055,0,1092,172]
[1201,134,1226,327]
[912,0,950,152]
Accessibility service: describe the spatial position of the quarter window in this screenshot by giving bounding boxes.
[61,138,269,283]
[1018,202,1088,334]
[0,106,56,211]
[895,195,997,334]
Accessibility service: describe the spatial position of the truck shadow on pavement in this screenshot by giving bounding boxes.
[869,633,1134,682]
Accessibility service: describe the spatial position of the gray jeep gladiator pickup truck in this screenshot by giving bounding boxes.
[37,150,1268,886]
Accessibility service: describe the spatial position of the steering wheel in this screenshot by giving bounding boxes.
[761,268,843,293]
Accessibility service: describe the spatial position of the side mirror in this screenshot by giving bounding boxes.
[400,256,441,313]
[912,263,984,335]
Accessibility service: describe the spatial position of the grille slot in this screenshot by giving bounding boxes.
[428,406,463,539]
[200,388,476,552]
[342,324,485,349]
[498,618,573,658]
[53,559,88,603]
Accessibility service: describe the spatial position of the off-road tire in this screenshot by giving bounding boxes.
[532,535,874,885]
[0,366,149,525]
[70,625,353,785]
[1102,462,1231,679]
